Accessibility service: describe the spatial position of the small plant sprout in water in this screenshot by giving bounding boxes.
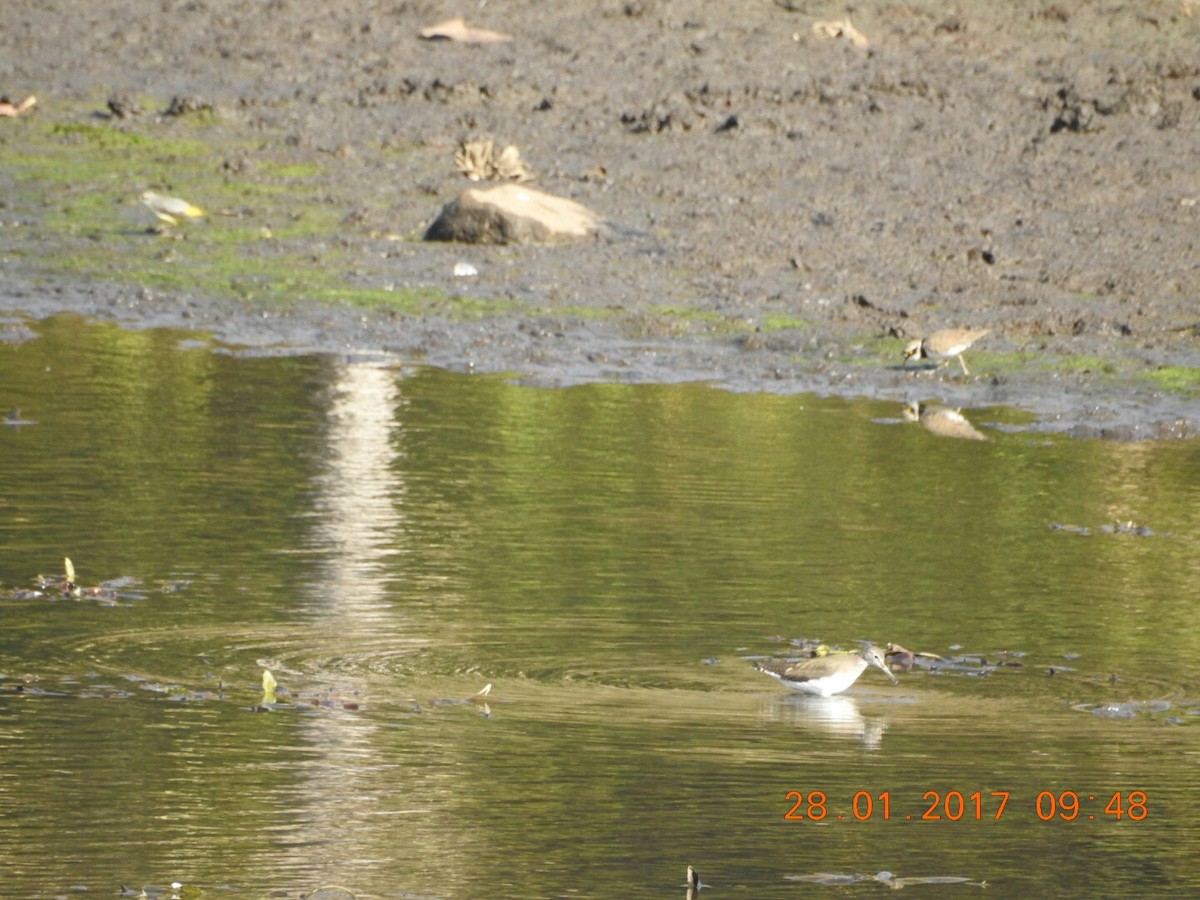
[470,683,492,702]
[62,557,79,596]
[262,669,278,705]
[28,557,125,602]
[470,683,492,718]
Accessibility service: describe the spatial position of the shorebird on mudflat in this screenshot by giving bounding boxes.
[903,328,990,375]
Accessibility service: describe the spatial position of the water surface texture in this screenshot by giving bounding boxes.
[1,315,1198,898]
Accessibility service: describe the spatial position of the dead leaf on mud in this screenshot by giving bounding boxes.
[419,17,513,44]
[811,18,871,50]
[0,95,37,118]
[455,139,535,182]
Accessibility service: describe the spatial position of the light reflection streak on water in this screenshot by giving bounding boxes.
[269,361,409,879]
[267,361,479,890]
[309,361,406,593]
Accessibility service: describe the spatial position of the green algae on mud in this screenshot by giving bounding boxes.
[1142,366,1200,395]
[0,104,474,315]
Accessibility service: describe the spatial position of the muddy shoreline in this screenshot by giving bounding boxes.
[6,267,1196,441]
[2,1,1197,439]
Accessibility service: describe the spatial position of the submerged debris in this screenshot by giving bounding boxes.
[1073,699,1174,719]
[787,871,985,889]
[1049,521,1156,537]
[304,887,358,900]
[14,557,134,603]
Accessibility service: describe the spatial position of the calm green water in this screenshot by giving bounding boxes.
[1,314,1198,898]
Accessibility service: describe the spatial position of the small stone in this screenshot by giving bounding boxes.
[425,184,602,245]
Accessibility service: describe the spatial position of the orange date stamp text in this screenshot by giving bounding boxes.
[783,790,1147,822]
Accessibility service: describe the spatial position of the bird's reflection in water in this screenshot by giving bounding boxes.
[903,401,987,440]
[787,871,986,889]
[758,694,889,750]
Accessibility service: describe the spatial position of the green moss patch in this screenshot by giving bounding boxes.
[1143,366,1200,394]
[0,104,477,318]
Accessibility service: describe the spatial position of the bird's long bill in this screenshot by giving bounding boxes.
[873,656,900,684]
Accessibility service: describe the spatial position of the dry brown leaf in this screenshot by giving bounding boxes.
[812,18,870,50]
[419,17,513,44]
[0,95,37,118]
[455,139,534,182]
[491,144,534,182]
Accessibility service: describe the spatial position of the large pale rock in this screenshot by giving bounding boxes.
[424,184,601,245]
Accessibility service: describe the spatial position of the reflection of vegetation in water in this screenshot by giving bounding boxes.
[2,319,1200,896]
[0,313,330,586]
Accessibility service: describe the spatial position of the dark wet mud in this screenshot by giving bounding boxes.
[2,1,1198,438]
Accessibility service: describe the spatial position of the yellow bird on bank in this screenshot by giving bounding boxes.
[140,190,204,226]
